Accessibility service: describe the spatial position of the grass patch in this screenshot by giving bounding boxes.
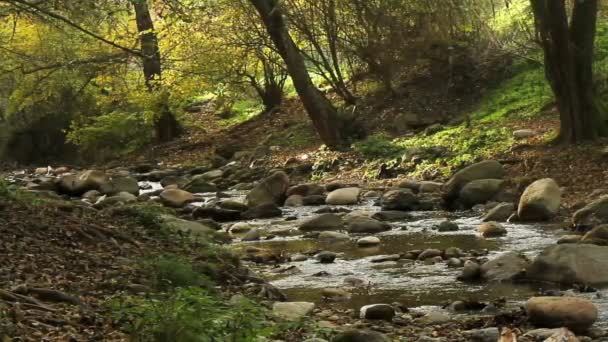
[142,255,211,291]
[109,287,272,342]
[352,132,405,158]
[219,99,265,127]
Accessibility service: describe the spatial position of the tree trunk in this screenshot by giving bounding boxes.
[249,0,345,149]
[531,0,606,143]
[132,0,180,142]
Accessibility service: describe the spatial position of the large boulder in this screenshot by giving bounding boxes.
[242,203,282,219]
[326,187,361,205]
[572,195,608,228]
[245,172,290,207]
[459,179,505,207]
[159,189,194,208]
[442,160,505,201]
[380,189,418,211]
[58,170,109,195]
[518,178,561,221]
[286,183,325,197]
[347,218,391,234]
[99,176,139,196]
[581,225,608,245]
[527,244,608,286]
[299,214,343,231]
[526,297,598,332]
[272,302,315,321]
[160,215,216,236]
[182,177,218,193]
[480,252,529,282]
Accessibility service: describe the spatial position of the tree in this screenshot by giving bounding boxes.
[132,0,181,142]
[248,0,345,149]
[531,0,606,142]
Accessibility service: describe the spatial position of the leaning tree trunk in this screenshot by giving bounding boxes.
[531,0,606,142]
[132,0,180,142]
[249,0,345,149]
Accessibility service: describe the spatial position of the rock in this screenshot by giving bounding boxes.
[272,302,315,321]
[332,329,390,342]
[359,304,395,321]
[478,222,507,238]
[159,189,194,207]
[200,169,223,180]
[291,253,308,262]
[444,247,463,258]
[557,235,583,244]
[480,252,529,282]
[581,225,608,245]
[357,236,381,247]
[246,171,290,207]
[95,192,137,207]
[518,178,562,221]
[573,196,608,228]
[483,202,515,222]
[242,203,282,219]
[318,231,349,241]
[326,187,361,205]
[321,288,350,301]
[463,327,500,342]
[443,160,505,201]
[347,218,391,234]
[160,175,188,188]
[543,328,579,342]
[371,254,401,263]
[284,195,304,207]
[417,249,442,260]
[286,183,325,197]
[372,211,412,221]
[527,244,608,286]
[182,177,218,193]
[380,189,418,211]
[523,328,568,340]
[417,310,450,325]
[437,221,459,232]
[160,215,215,236]
[100,176,139,196]
[526,297,598,332]
[217,200,248,212]
[299,214,343,231]
[316,251,337,263]
[459,179,505,207]
[343,276,369,287]
[419,181,443,193]
[58,170,109,195]
[458,260,481,281]
[193,207,241,222]
[513,129,537,139]
[302,195,327,205]
[447,258,464,268]
[82,190,102,202]
[241,229,261,241]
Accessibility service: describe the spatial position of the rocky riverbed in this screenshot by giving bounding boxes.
[6,157,608,341]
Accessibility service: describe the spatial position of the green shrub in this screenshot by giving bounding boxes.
[143,255,209,291]
[353,132,404,158]
[110,287,271,342]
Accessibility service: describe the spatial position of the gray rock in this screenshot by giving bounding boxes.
[160,215,216,237]
[359,304,395,321]
[381,189,419,211]
[299,214,343,231]
[459,179,505,207]
[100,176,140,196]
[478,221,507,238]
[241,229,261,241]
[302,195,327,205]
[458,260,481,281]
[581,225,608,245]
[159,189,194,207]
[437,221,459,232]
[286,183,325,197]
[242,203,282,219]
[217,200,248,212]
[418,249,442,260]
[193,207,241,222]
[444,247,463,258]
[318,231,349,241]
[58,170,109,195]
[272,302,315,321]
[442,160,505,201]
[370,254,401,263]
[480,252,529,282]
[284,194,304,207]
[526,297,598,332]
[527,244,608,286]
[518,178,562,221]
[372,211,412,221]
[573,195,608,228]
[246,171,290,207]
[357,236,381,247]
[347,218,391,234]
[326,187,361,205]
[482,202,515,222]
[316,251,337,263]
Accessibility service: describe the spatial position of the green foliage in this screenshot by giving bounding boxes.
[109,287,272,342]
[143,255,210,291]
[109,203,173,231]
[219,99,265,127]
[353,132,404,158]
[67,110,154,158]
[471,63,551,122]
